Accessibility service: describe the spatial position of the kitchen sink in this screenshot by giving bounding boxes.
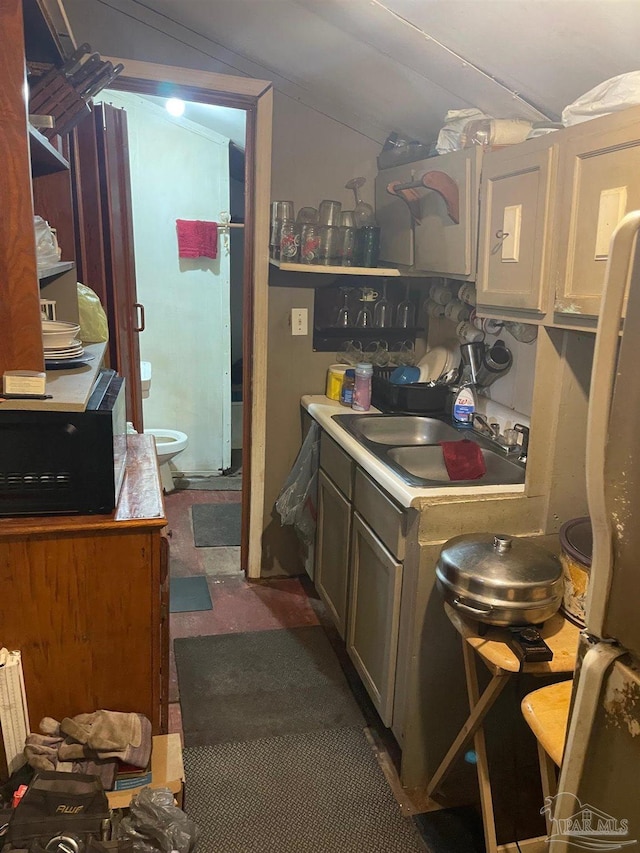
[342,415,460,445]
[388,445,525,486]
[332,413,526,488]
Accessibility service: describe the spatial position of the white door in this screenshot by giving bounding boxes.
[98,90,232,473]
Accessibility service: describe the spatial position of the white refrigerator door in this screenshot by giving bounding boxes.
[585,211,640,652]
[550,642,640,852]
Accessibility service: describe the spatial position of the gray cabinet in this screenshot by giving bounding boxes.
[314,433,354,638]
[376,148,482,280]
[315,469,352,638]
[347,512,403,727]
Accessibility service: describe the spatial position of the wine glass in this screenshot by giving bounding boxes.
[335,288,353,327]
[345,177,376,228]
[396,281,416,328]
[374,279,391,328]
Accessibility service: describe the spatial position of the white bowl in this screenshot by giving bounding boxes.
[42,320,81,348]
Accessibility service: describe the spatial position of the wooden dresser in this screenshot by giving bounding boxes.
[0,435,169,733]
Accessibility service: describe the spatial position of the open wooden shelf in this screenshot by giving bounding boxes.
[270,258,406,276]
[29,124,69,176]
[37,260,75,281]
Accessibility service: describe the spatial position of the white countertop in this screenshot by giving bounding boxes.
[302,395,526,509]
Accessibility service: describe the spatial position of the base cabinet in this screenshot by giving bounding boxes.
[315,469,352,639]
[347,511,403,727]
[0,435,168,732]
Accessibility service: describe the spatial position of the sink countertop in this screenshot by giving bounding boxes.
[302,395,526,509]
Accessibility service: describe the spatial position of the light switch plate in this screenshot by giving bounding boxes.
[291,308,308,336]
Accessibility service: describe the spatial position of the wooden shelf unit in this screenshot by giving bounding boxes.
[29,124,70,176]
[270,258,407,276]
[37,259,74,280]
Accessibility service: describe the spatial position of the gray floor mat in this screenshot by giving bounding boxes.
[192,502,241,546]
[174,626,364,747]
[183,727,426,853]
[169,576,213,613]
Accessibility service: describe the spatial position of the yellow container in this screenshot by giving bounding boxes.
[326,364,348,401]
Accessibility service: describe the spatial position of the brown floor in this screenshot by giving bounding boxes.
[165,487,321,743]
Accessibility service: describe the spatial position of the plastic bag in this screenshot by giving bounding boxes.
[78,282,109,343]
[118,788,198,853]
[436,108,491,155]
[562,71,640,126]
[275,421,320,546]
[34,215,61,267]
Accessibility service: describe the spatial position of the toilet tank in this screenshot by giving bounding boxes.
[140,361,152,398]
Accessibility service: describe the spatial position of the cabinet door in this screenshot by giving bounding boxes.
[347,512,402,727]
[413,148,481,278]
[315,470,352,638]
[553,109,640,317]
[477,139,556,314]
[376,163,413,267]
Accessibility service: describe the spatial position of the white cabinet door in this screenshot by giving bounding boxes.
[476,137,556,315]
[347,511,402,727]
[315,470,352,638]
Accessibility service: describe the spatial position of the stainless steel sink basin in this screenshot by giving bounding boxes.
[331,413,526,488]
[388,445,525,486]
[343,415,460,445]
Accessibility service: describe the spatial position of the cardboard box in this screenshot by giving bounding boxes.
[107,734,184,810]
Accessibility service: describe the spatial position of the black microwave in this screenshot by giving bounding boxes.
[0,369,127,516]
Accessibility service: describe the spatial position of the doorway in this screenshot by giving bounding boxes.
[106,59,272,578]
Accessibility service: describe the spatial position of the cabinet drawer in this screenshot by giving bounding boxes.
[354,468,406,560]
[320,432,354,500]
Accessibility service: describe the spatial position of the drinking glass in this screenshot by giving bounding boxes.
[373,280,391,328]
[396,281,416,328]
[335,288,353,327]
[356,303,373,328]
[318,200,342,226]
[296,206,318,224]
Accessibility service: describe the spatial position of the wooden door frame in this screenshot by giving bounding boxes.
[105,59,272,579]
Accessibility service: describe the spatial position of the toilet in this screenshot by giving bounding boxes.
[140,362,189,493]
[145,429,189,493]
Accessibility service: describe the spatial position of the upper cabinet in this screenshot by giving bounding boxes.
[376,148,481,280]
[551,105,640,319]
[476,135,557,317]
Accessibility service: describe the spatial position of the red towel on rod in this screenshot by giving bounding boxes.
[176,219,218,259]
[440,439,486,481]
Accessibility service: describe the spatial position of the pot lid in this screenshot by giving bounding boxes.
[436,532,563,600]
[559,517,592,568]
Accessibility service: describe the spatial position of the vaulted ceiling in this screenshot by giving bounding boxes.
[65,0,640,145]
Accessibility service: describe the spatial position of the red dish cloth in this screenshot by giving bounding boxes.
[440,439,487,480]
[176,219,218,259]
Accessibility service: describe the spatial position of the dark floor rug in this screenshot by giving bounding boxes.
[192,502,241,546]
[169,576,212,613]
[174,626,364,747]
[183,727,426,853]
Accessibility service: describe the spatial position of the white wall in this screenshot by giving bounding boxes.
[98,91,231,474]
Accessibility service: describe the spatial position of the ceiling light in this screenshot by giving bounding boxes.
[166,98,185,117]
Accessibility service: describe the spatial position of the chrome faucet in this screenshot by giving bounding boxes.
[472,413,501,439]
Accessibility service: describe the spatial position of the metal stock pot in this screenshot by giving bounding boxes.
[436,533,563,627]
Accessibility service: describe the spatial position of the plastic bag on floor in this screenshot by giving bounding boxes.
[118,787,198,853]
[275,421,320,546]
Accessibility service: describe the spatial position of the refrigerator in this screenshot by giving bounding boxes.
[550,210,640,852]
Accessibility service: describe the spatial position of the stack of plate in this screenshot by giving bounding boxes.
[42,321,93,368]
[416,345,459,382]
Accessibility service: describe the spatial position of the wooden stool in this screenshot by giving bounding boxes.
[521,680,573,834]
[426,604,579,853]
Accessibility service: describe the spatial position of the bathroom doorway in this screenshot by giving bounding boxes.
[96,88,244,476]
[102,60,271,577]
